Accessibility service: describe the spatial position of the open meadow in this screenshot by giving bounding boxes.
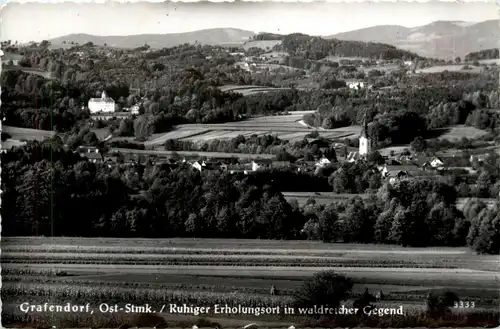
[2,125,55,141]
[130,112,362,147]
[434,125,489,141]
[163,114,361,144]
[416,65,483,74]
[219,84,292,96]
[241,40,282,51]
[2,237,499,327]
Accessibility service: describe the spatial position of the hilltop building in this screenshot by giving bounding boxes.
[88,91,115,113]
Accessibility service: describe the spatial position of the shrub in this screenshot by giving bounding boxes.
[426,291,459,317]
[292,270,353,310]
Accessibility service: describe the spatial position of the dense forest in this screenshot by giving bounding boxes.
[465,48,499,62]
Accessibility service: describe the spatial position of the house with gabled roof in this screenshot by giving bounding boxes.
[252,159,273,171]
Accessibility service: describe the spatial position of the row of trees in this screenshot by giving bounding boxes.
[164,134,338,162]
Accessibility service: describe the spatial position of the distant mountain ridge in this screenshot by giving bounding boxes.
[49,28,255,49]
[49,28,420,60]
[328,20,499,59]
[49,20,498,59]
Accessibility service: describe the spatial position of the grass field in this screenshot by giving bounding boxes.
[435,125,489,141]
[2,237,499,327]
[416,65,482,74]
[219,84,292,96]
[2,125,55,141]
[90,128,112,140]
[126,113,361,147]
[241,40,282,51]
[283,192,370,207]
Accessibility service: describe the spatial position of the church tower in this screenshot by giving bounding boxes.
[359,114,371,157]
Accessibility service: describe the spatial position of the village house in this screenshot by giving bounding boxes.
[388,170,413,185]
[85,152,104,164]
[75,145,99,156]
[88,91,115,113]
[252,159,273,171]
[430,157,444,168]
[315,157,331,168]
[295,158,316,172]
[379,164,419,178]
[470,154,490,163]
[346,80,366,90]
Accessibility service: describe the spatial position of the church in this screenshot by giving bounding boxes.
[346,115,371,162]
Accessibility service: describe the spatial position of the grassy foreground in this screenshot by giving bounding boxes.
[2,237,499,328]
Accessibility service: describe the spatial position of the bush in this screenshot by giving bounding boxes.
[293,270,353,311]
[426,291,459,317]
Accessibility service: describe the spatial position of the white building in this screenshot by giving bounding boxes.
[88,91,115,113]
[347,81,366,90]
[251,159,272,171]
[359,115,371,157]
[130,104,140,115]
[315,157,331,168]
[430,157,444,168]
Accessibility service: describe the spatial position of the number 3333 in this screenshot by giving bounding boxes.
[454,301,475,308]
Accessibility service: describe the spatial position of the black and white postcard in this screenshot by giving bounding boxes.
[1,0,499,328]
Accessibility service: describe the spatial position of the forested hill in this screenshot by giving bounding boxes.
[465,48,499,62]
[51,29,422,61]
[257,33,422,60]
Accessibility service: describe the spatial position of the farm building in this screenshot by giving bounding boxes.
[88,91,115,113]
[75,145,99,156]
[315,157,331,168]
[252,159,273,171]
[379,164,420,178]
[346,80,367,90]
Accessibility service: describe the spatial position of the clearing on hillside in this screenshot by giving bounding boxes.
[416,64,482,74]
[241,40,282,51]
[2,125,55,141]
[435,125,489,141]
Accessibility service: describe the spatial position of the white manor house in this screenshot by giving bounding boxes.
[88,91,115,113]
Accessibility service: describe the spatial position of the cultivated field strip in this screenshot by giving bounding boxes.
[2,237,481,251]
[4,263,497,278]
[144,129,210,145]
[1,244,480,255]
[2,252,478,269]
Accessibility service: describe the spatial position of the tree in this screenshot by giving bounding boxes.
[410,136,427,153]
[426,291,459,317]
[293,271,353,311]
[366,151,385,165]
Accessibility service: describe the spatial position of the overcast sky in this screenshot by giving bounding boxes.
[0,1,497,43]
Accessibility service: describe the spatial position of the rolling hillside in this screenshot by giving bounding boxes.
[329,20,499,59]
[49,28,255,49]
